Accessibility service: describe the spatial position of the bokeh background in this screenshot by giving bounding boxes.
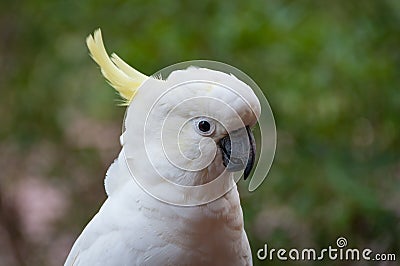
[1,1,399,265]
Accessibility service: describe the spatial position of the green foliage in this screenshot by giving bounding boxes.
[0,0,399,265]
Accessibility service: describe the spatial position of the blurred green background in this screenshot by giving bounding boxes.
[0,0,399,265]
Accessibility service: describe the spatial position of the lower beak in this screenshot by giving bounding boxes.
[219,126,256,180]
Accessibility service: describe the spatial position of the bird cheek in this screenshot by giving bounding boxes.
[196,137,218,165]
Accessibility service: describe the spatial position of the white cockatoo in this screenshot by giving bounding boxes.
[65,29,261,266]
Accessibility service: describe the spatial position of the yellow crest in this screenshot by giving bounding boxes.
[86,29,148,104]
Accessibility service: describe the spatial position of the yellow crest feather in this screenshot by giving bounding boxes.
[86,29,148,104]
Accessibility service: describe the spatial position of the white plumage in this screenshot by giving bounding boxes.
[65,29,260,266]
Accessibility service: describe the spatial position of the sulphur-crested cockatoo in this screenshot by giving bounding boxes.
[65,29,261,266]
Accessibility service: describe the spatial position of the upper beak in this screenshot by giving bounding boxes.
[219,126,256,180]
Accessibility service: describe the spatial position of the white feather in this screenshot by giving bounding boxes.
[65,149,252,266]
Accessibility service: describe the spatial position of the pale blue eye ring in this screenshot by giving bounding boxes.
[193,117,215,136]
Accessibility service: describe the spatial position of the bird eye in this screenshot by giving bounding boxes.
[198,120,210,132]
[194,118,215,136]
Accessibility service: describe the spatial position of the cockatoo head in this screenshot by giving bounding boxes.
[124,67,261,186]
[87,29,262,204]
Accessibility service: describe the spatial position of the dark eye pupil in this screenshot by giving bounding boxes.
[198,121,211,132]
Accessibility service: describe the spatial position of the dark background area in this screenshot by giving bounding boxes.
[0,1,399,265]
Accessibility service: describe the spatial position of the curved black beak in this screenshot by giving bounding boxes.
[219,126,256,180]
